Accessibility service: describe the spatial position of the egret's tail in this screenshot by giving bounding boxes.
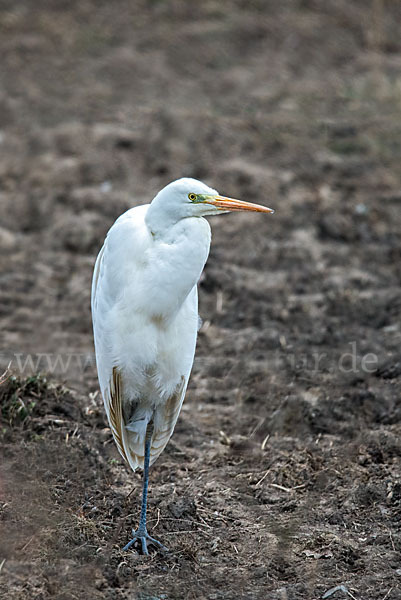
[126,376,187,469]
[106,370,187,471]
[148,375,186,464]
[125,412,152,470]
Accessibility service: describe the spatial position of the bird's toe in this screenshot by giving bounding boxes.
[122,529,167,555]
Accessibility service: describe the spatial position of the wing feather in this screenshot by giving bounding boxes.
[107,367,140,471]
[91,243,105,314]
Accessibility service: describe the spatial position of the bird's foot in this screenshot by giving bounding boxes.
[122,527,168,555]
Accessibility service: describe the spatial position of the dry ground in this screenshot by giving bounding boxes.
[0,1,401,599]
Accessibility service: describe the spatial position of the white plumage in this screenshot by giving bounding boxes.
[91,177,274,553]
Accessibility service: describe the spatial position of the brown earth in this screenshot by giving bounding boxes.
[1,1,401,599]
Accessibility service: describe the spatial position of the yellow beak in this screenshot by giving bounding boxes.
[206,195,274,214]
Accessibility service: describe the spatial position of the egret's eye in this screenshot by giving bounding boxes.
[188,193,197,202]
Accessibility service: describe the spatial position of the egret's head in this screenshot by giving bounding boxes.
[152,177,275,219]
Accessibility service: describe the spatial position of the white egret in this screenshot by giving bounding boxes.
[91,178,274,554]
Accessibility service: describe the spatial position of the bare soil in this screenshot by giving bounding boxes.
[1,1,401,599]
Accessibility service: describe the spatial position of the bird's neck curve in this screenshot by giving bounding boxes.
[145,201,181,240]
[141,210,211,319]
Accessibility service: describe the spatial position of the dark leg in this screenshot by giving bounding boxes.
[123,420,167,555]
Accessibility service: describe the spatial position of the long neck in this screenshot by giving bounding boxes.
[142,215,211,319]
[145,198,181,239]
